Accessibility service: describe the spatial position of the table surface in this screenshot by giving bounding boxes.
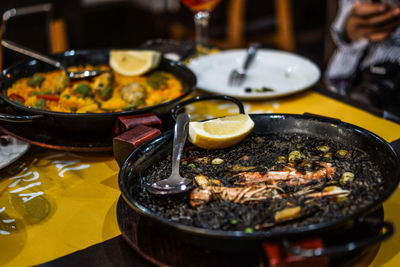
[1,88,400,267]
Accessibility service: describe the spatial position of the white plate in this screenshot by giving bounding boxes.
[0,135,30,170]
[187,49,321,100]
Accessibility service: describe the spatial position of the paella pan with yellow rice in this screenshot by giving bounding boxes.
[0,49,196,135]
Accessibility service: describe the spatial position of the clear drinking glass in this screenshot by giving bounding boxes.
[180,0,222,52]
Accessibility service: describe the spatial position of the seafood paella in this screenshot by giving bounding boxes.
[6,65,184,113]
[137,133,384,232]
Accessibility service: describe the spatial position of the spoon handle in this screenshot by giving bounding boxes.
[1,39,65,71]
[171,113,190,178]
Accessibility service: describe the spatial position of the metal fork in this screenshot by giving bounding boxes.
[228,43,260,86]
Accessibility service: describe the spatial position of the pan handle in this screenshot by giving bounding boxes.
[0,113,44,122]
[171,95,245,120]
[281,218,394,257]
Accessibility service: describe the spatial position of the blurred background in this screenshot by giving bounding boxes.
[0,0,335,73]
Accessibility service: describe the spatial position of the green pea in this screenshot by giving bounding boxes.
[317,145,330,153]
[303,162,312,168]
[288,151,303,162]
[276,156,287,164]
[336,150,348,158]
[340,172,355,185]
[212,158,224,165]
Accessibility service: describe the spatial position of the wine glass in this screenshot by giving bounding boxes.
[180,0,222,53]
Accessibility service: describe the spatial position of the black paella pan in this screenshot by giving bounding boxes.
[118,95,400,256]
[0,49,196,136]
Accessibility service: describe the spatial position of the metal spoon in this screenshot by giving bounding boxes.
[147,113,194,195]
[1,39,104,79]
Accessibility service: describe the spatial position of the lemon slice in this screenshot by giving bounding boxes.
[188,114,255,150]
[109,50,161,76]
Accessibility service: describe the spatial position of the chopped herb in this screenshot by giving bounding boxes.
[70,107,77,112]
[74,83,91,98]
[230,219,238,224]
[146,71,169,90]
[254,88,262,93]
[122,104,137,111]
[27,75,45,87]
[244,227,253,233]
[262,87,274,92]
[245,87,252,93]
[30,91,51,96]
[35,98,46,109]
[12,99,22,105]
[63,94,70,99]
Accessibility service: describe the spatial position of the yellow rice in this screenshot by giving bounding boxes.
[7,65,184,113]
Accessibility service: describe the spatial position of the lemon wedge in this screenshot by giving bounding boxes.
[109,50,161,76]
[188,114,255,150]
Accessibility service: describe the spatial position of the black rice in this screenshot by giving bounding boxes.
[135,133,384,232]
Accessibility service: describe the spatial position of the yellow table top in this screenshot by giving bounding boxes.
[1,90,400,266]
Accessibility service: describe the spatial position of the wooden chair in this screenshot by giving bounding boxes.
[212,0,295,51]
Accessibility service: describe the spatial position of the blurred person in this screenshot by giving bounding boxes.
[325,0,400,115]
